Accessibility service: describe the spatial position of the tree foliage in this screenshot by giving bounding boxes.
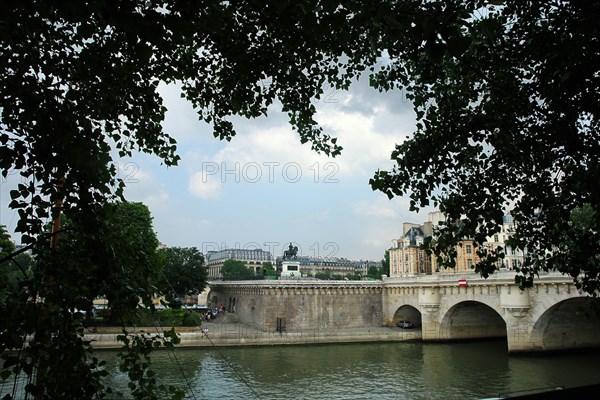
[2,0,591,297]
[0,202,164,398]
[366,1,599,294]
[262,261,276,277]
[55,201,163,312]
[381,250,390,277]
[0,225,33,306]
[158,246,207,298]
[221,259,255,280]
[367,265,384,280]
[314,270,332,280]
[347,271,363,281]
[0,225,15,259]
[1,1,593,292]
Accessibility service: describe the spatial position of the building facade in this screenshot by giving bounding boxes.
[389,211,522,278]
[484,214,524,270]
[274,256,380,279]
[206,248,273,279]
[389,225,432,276]
[276,256,366,278]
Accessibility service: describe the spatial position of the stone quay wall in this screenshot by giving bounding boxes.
[208,281,383,333]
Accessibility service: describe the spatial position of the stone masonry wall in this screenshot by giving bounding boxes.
[208,281,383,333]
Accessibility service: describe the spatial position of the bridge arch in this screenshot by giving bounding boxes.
[530,297,600,351]
[391,305,422,327]
[440,300,507,341]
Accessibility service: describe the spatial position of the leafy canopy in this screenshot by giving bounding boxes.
[4,2,596,296]
[158,246,207,298]
[0,202,166,398]
[366,1,599,294]
[381,250,390,277]
[263,261,276,276]
[221,259,255,280]
[0,225,33,305]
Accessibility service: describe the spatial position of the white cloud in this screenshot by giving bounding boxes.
[354,199,398,218]
[188,171,222,199]
[119,161,171,207]
[320,114,397,177]
[363,237,388,248]
[181,105,403,189]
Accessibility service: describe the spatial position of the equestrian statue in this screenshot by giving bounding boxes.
[283,243,298,260]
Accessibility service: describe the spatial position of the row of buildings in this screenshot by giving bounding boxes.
[389,211,524,277]
[205,211,523,280]
[278,256,380,278]
[205,248,380,280]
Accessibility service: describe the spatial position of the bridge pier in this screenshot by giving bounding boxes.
[500,286,537,352]
[504,314,538,352]
[418,287,443,341]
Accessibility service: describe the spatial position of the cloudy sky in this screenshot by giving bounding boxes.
[0,75,434,261]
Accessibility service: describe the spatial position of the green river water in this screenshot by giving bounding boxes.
[97,340,599,400]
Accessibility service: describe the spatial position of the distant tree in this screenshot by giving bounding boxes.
[315,270,332,280]
[159,247,207,298]
[55,201,164,312]
[262,261,276,277]
[347,272,363,281]
[0,225,18,304]
[0,226,33,305]
[367,265,383,280]
[221,259,254,280]
[0,225,15,271]
[381,251,390,277]
[0,225,15,257]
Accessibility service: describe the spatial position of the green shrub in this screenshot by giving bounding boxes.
[156,308,185,327]
[182,311,202,326]
[96,307,198,327]
[119,308,155,326]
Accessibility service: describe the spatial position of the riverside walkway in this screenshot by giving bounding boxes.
[87,314,420,349]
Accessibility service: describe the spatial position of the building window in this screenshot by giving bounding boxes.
[466,244,472,254]
[494,235,499,243]
[467,259,474,269]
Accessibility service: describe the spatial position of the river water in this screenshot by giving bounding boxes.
[99,341,600,400]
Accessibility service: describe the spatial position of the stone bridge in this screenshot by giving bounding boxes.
[383,271,600,352]
[208,271,600,352]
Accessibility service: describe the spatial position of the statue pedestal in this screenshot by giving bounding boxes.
[281,261,301,278]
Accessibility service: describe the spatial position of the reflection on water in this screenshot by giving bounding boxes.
[97,341,600,400]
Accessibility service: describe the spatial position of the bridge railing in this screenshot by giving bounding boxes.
[383,270,573,286]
